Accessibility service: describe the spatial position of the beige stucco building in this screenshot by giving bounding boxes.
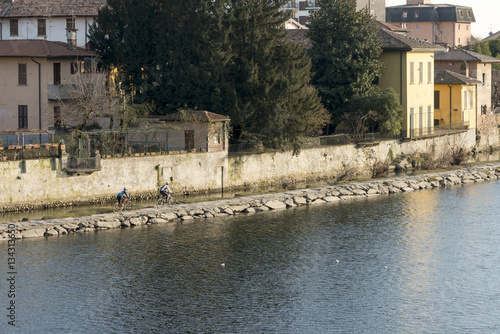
[0,0,105,48]
[0,39,96,131]
[434,49,500,117]
[161,110,230,153]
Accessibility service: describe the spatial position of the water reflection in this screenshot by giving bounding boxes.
[7,181,500,333]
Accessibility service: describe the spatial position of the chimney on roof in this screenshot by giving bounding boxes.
[407,0,431,4]
[66,28,77,51]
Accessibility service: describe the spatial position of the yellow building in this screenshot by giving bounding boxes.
[377,27,444,138]
[434,70,481,130]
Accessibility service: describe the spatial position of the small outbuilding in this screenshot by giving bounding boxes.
[161,110,229,153]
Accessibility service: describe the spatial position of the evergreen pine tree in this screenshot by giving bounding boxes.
[89,0,230,113]
[222,0,328,149]
[89,0,327,149]
[308,0,383,131]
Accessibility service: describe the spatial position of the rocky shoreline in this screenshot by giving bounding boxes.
[1,162,499,242]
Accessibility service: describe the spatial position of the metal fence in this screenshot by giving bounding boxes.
[63,129,191,158]
[409,122,469,139]
[228,132,402,153]
[0,131,55,146]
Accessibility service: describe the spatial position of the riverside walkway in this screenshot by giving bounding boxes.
[2,162,499,242]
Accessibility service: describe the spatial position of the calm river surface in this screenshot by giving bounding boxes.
[2,180,500,333]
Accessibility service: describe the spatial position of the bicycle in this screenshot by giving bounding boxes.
[113,198,133,212]
[156,193,176,208]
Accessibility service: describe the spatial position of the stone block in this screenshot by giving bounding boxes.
[293,196,307,205]
[265,201,287,210]
[244,207,256,214]
[22,228,46,238]
[323,196,341,202]
[94,220,122,229]
[159,213,178,221]
[61,223,78,232]
[44,229,59,237]
[147,218,168,224]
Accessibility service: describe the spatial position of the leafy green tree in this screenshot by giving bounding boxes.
[307,0,384,131]
[341,88,403,142]
[487,39,500,70]
[488,39,500,57]
[468,40,491,56]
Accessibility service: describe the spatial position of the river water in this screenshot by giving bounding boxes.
[1,180,499,333]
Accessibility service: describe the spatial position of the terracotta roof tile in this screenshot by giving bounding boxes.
[162,110,229,122]
[0,39,96,57]
[376,21,408,33]
[435,70,482,85]
[434,49,500,63]
[286,26,443,52]
[377,28,443,52]
[1,0,106,18]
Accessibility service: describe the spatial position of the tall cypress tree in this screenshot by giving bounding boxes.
[308,0,383,130]
[222,0,328,149]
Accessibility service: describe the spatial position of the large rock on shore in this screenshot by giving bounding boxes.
[21,228,47,238]
[94,220,122,229]
[264,201,287,210]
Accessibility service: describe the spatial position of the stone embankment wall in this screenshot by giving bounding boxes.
[227,129,477,188]
[0,128,484,211]
[0,151,227,211]
[1,162,499,242]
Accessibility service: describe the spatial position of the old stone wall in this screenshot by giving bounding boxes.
[0,129,481,210]
[2,162,499,241]
[227,130,477,189]
[0,151,227,210]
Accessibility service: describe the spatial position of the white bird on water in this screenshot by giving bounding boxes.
[336,259,340,264]
[221,263,226,267]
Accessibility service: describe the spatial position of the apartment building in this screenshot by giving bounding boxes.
[386,0,475,47]
[284,0,386,26]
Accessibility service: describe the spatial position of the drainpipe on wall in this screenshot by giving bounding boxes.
[85,18,88,48]
[400,51,404,138]
[400,52,403,105]
[31,58,42,130]
[448,85,452,128]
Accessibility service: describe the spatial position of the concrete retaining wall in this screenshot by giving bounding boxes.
[0,129,481,210]
[0,151,227,209]
[2,162,499,241]
[228,129,477,188]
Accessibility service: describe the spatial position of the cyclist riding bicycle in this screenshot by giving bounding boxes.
[117,187,130,206]
[159,182,173,200]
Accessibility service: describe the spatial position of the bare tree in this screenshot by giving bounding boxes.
[56,60,118,130]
